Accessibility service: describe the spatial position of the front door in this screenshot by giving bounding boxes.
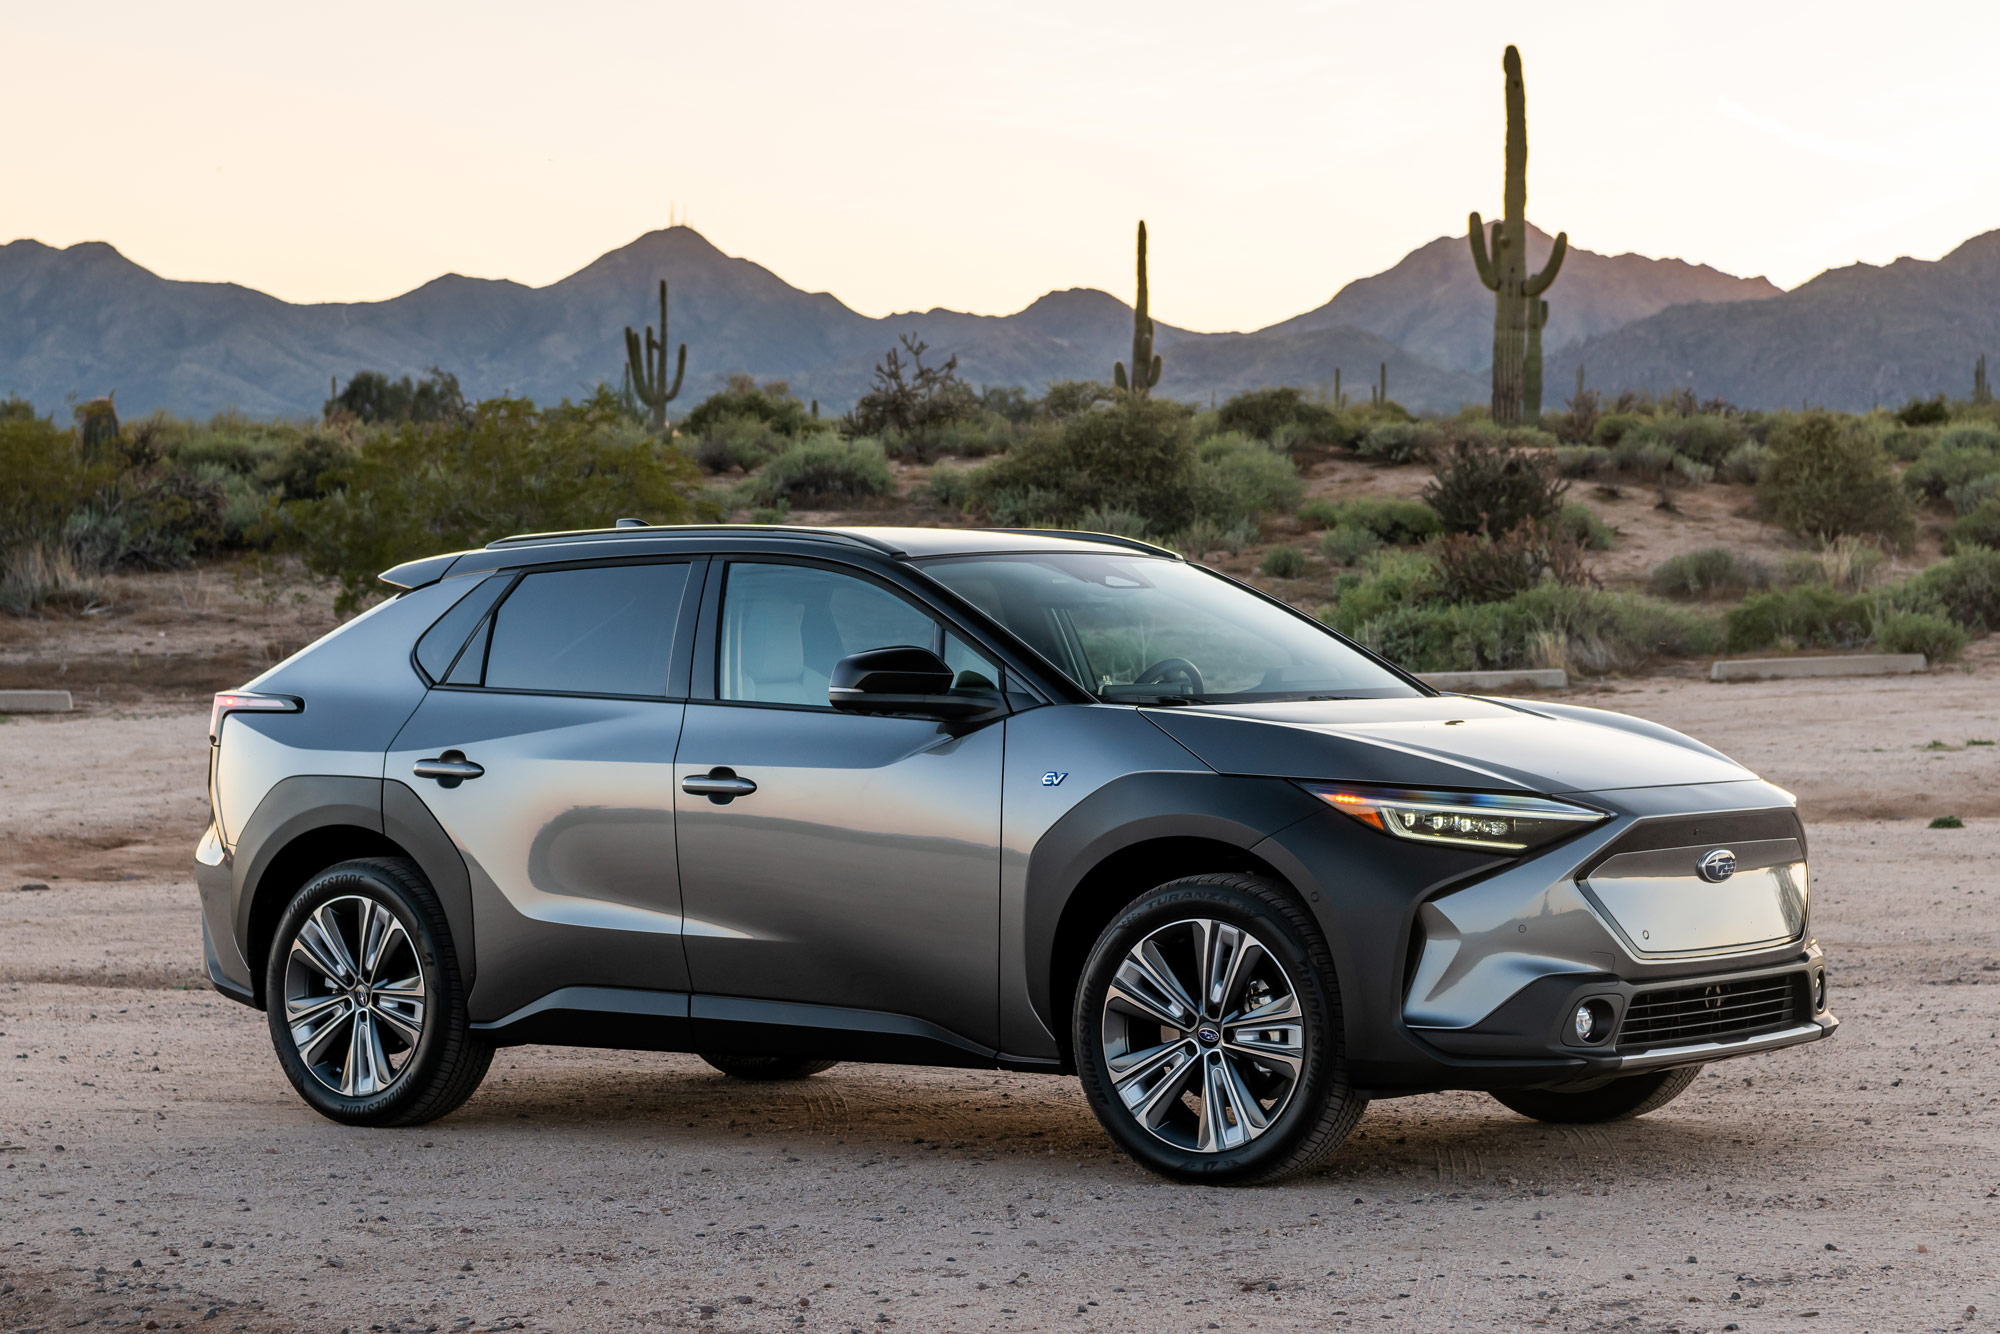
[387,558,701,1022]
[673,559,1006,1055]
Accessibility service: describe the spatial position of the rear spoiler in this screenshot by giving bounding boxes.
[377,552,460,592]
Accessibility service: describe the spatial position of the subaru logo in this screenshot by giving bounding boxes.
[1697,848,1737,882]
[1196,1026,1220,1046]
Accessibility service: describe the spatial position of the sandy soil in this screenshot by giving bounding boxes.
[4,654,1999,1332]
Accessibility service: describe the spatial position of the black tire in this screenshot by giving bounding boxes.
[1072,873,1366,1185]
[698,1053,839,1080]
[1489,1064,1704,1123]
[264,857,492,1127]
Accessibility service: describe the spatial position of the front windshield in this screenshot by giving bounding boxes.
[919,552,1419,703]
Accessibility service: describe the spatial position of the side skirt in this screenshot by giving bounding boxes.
[470,986,1064,1074]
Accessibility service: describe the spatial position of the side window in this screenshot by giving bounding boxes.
[466,562,689,697]
[413,574,509,683]
[719,563,942,707]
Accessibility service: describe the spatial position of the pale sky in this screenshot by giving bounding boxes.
[9,0,2000,332]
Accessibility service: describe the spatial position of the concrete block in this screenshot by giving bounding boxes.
[1710,654,1927,682]
[1419,668,1568,693]
[0,689,73,713]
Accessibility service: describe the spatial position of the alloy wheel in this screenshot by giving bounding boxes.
[282,894,428,1098]
[1099,916,1306,1154]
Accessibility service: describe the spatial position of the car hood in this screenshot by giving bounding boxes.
[1141,695,1755,795]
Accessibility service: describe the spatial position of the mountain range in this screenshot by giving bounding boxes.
[0,222,1989,419]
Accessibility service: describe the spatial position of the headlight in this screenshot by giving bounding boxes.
[1303,784,1607,852]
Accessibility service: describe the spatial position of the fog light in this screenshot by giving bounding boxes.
[1572,999,1613,1044]
[1813,969,1827,1012]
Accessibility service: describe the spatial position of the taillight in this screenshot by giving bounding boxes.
[209,692,300,742]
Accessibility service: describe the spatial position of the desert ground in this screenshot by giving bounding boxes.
[4,591,2000,1332]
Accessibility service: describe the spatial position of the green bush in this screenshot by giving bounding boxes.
[1723,585,1875,652]
[1356,421,1433,464]
[1216,387,1350,448]
[0,407,106,552]
[1421,437,1568,538]
[279,397,701,612]
[1650,547,1772,599]
[751,434,896,507]
[1778,537,1886,593]
[1319,523,1382,565]
[1556,502,1618,551]
[692,411,788,473]
[1592,412,1652,446]
[1873,609,1968,662]
[1648,414,1746,467]
[1433,520,1592,605]
[1609,431,1683,481]
[1896,395,1951,427]
[1259,544,1308,578]
[1717,441,1769,484]
[680,374,813,441]
[1552,445,1607,478]
[1946,496,2000,552]
[1905,424,2000,502]
[1298,495,1440,545]
[1758,411,1914,548]
[925,465,974,511]
[1198,433,1304,520]
[1894,546,2000,632]
[1880,424,1938,462]
[326,367,466,425]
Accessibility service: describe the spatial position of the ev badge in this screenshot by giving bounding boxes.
[1041,771,1068,787]
[1697,848,1738,883]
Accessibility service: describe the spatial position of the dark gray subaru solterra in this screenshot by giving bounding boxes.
[197,524,1835,1183]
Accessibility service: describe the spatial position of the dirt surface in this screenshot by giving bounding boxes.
[5,647,2000,1332]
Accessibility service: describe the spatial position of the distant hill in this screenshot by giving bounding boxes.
[1550,230,2000,411]
[0,223,1790,419]
[1268,223,1781,373]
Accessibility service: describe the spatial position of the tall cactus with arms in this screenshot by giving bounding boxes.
[624,278,687,432]
[1469,45,1566,426]
[1113,221,1162,396]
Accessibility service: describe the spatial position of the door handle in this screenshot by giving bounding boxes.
[682,767,757,803]
[413,751,484,788]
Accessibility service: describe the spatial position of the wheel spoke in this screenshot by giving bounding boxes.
[1222,994,1305,1081]
[341,1010,392,1097]
[356,900,393,982]
[370,997,424,1046]
[292,912,353,986]
[1204,924,1262,1019]
[1108,940,1199,1031]
[295,999,354,1065]
[1196,1054,1251,1152]
[1124,1043,1199,1129]
[1109,1038,1196,1091]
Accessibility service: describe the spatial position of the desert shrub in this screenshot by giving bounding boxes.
[925,465,974,511]
[1554,388,1602,445]
[1555,502,1618,551]
[1648,414,1745,467]
[1880,424,1938,462]
[1592,412,1651,446]
[891,412,1017,461]
[326,367,466,425]
[1356,421,1436,464]
[0,407,107,552]
[1259,544,1308,578]
[1946,497,2000,552]
[1723,585,1875,652]
[1758,411,1914,547]
[1323,548,1442,630]
[1905,424,2000,502]
[680,374,813,440]
[751,434,896,508]
[977,384,1037,426]
[1217,387,1348,447]
[1328,576,1718,675]
[1422,437,1568,538]
[1650,547,1772,599]
[1433,519,1592,604]
[279,396,701,612]
[1894,547,2000,632]
[1944,474,2000,516]
[0,543,106,614]
[1299,496,1440,545]
[1038,380,1115,420]
[1896,395,1951,427]
[1199,433,1303,518]
[692,411,787,473]
[1609,431,1683,481]
[1075,507,1152,539]
[1717,441,1769,484]
[1873,609,1968,662]
[1320,524,1382,565]
[1778,537,1886,593]
[969,396,1291,534]
[846,335,978,440]
[1552,445,1607,478]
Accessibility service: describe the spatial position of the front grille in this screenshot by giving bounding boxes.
[1616,974,1808,1051]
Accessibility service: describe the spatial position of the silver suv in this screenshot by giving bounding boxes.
[197,525,1836,1183]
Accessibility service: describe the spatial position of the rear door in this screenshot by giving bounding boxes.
[387,556,703,1022]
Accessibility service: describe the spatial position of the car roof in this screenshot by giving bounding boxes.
[378,525,1180,592]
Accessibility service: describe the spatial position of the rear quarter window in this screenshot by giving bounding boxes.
[474,562,690,697]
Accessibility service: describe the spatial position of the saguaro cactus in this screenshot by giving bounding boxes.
[624,279,687,432]
[1469,45,1567,426]
[1113,221,1162,396]
[1976,354,1991,405]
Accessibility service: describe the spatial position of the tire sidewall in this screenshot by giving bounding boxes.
[264,861,454,1125]
[1073,879,1342,1183]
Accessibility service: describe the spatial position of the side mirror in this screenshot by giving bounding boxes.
[829,646,1002,719]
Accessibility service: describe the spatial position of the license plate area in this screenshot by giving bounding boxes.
[1581,837,1807,957]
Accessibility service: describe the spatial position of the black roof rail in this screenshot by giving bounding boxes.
[484,524,905,555]
[974,528,1183,560]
